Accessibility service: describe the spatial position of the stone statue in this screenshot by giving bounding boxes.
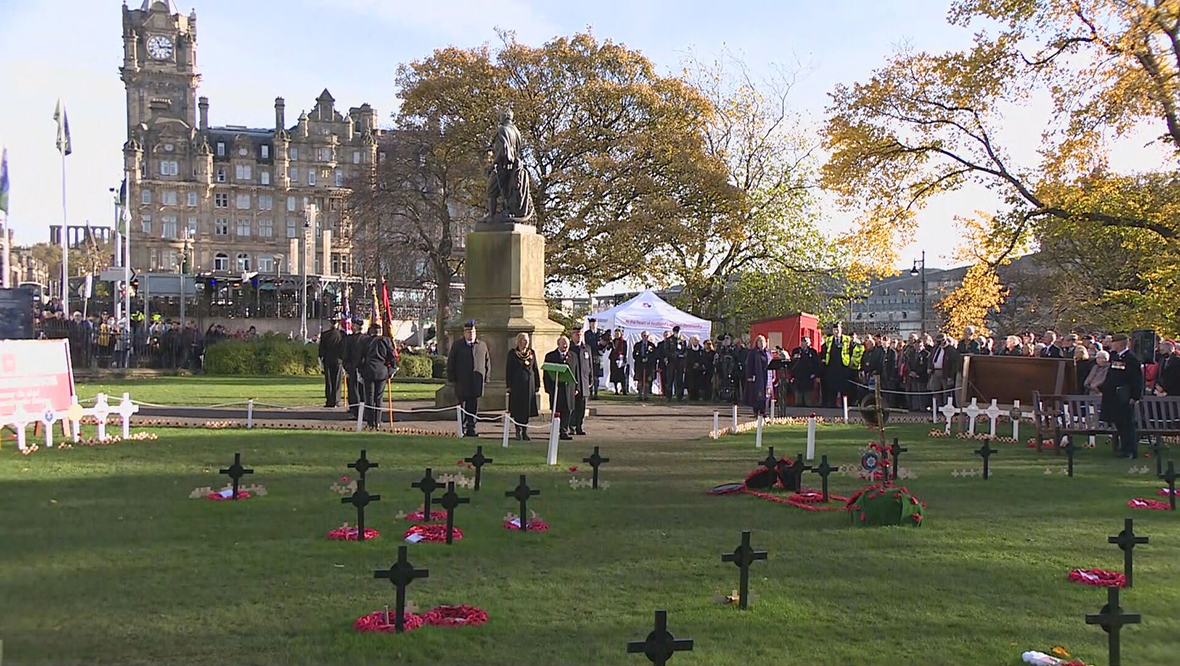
[484,109,535,224]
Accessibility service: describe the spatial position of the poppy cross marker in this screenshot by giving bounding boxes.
[411,468,441,520]
[974,439,997,480]
[888,438,908,481]
[758,446,778,471]
[1160,460,1177,511]
[463,446,492,491]
[341,478,380,541]
[374,546,429,634]
[219,452,253,500]
[720,530,767,609]
[1108,518,1148,587]
[1085,586,1140,666]
[438,481,469,545]
[505,474,540,532]
[626,610,693,666]
[348,449,378,482]
[810,454,836,502]
[582,446,610,489]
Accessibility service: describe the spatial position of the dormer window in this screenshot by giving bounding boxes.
[261,145,270,159]
[216,142,225,157]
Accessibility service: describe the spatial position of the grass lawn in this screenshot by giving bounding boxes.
[2,422,1179,665]
[73,375,443,406]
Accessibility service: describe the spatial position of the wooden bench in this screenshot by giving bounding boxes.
[1034,391,1180,455]
[1136,397,1180,458]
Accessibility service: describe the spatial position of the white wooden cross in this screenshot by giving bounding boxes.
[986,399,1002,438]
[939,398,958,433]
[116,393,138,438]
[93,393,111,441]
[67,399,84,443]
[41,405,58,448]
[964,398,982,436]
[12,408,31,451]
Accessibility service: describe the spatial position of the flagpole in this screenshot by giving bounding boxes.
[122,172,132,367]
[60,150,69,314]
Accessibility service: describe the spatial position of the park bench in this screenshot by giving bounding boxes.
[1034,391,1180,455]
[1135,397,1180,458]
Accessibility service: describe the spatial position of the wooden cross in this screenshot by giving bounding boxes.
[505,474,540,533]
[786,452,812,491]
[1160,460,1178,511]
[374,546,429,634]
[438,481,469,545]
[964,398,981,436]
[341,478,380,542]
[888,438,908,481]
[411,468,441,520]
[348,449,378,482]
[464,445,493,491]
[1063,437,1076,478]
[1108,518,1149,588]
[758,446,778,472]
[1150,437,1165,476]
[583,446,610,489]
[810,454,836,502]
[626,610,694,666]
[219,452,253,500]
[974,439,997,480]
[1085,586,1140,666]
[720,530,767,610]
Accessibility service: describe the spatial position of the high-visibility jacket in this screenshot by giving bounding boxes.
[823,336,863,370]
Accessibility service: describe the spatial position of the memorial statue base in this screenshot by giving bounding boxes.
[435,224,564,412]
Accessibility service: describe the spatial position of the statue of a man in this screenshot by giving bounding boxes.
[485,109,534,223]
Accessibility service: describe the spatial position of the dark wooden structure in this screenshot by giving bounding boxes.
[960,355,1077,407]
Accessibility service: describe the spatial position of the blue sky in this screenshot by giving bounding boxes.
[0,0,1165,284]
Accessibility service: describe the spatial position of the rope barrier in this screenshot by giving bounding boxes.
[847,380,955,397]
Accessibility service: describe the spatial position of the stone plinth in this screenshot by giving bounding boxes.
[434,223,565,411]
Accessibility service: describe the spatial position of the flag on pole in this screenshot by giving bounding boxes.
[0,147,9,214]
[54,100,72,156]
[118,178,130,234]
[342,286,352,334]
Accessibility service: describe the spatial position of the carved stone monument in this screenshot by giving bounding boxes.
[435,110,563,412]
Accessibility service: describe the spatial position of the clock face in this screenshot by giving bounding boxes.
[146,35,174,60]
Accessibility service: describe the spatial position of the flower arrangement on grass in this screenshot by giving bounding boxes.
[503,511,549,531]
[397,508,448,523]
[404,524,462,542]
[353,604,487,633]
[328,522,380,541]
[846,483,925,527]
[189,483,267,500]
[1067,568,1126,588]
[1127,497,1171,510]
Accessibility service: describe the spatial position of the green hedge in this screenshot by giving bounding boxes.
[398,354,432,379]
[204,334,319,376]
[431,355,447,379]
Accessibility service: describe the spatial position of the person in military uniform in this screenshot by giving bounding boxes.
[360,323,398,430]
[569,328,594,435]
[632,331,657,401]
[685,335,707,401]
[608,328,630,395]
[505,331,540,440]
[1102,333,1144,458]
[543,335,576,440]
[663,325,688,401]
[342,317,365,417]
[789,336,821,408]
[583,318,605,400]
[318,318,346,408]
[447,320,491,437]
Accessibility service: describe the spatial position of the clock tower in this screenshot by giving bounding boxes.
[120,0,200,138]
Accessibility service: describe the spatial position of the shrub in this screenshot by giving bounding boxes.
[398,354,433,379]
[205,334,318,376]
[430,355,447,379]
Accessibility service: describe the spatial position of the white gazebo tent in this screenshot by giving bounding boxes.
[584,289,712,392]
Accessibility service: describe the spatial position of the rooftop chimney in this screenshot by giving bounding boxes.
[275,97,285,131]
[198,96,209,131]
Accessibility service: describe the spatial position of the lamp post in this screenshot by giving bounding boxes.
[910,250,926,335]
[300,205,316,343]
[179,229,191,322]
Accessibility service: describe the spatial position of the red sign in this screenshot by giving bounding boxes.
[0,339,75,420]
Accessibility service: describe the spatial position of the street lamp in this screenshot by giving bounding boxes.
[910,250,926,334]
[300,205,316,343]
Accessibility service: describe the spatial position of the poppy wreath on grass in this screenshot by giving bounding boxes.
[1159,487,1179,497]
[206,490,251,501]
[421,605,488,627]
[329,524,380,541]
[404,524,463,542]
[354,610,425,633]
[503,519,549,531]
[1068,568,1127,588]
[404,510,448,523]
[1128,498,1172,510]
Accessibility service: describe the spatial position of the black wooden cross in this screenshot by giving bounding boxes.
[626,610,694,666]
[720,530,768,610]
[463,446,493,491]
[888,438,908,481]
[1108,518,1148,588]
[505,474,540,533]
[1151,437,1164,476]
[341,478,380,542]
[348,449,378,482]
[974,439,997,480]
[583,446,611,489]
[438,481,470,545]
[374,545,430,633]
[1085,586,1141,666]
[1161,460,1178,511]
[219,452,253,500]
[810,454,836,502]
[758,446,778,471]
[1063,438,1076,478]
[785,452,812,491]
[411,468,441,521]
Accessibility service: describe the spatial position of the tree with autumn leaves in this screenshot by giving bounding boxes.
[823,0,1180,335]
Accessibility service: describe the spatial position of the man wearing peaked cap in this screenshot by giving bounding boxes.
[447,320,491,437]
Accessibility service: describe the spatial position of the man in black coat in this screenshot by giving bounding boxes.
[1103,333,1144,458]
[632,331,657,401]
[360,324,398,429]
[447,320,491,437]
[569,328,594,435]
[318,318,346,408]
[543,335,576,440]
[583,318,604,400]
[789,336,821,408]
[663,326,688,401]
[341,318,365,416]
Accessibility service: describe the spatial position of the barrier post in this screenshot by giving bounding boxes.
[355,403,365,432]
[70,397,81,443]
[712,410,719,439]
[770,398,776,421]
[501,412,511,449]
[755,414,763,449]
[246,398,255,430]
[455,405,464,438]
[1012,400,1022,441]
[842,396,849,424]
[807,414,817,460]
[732,404,738,431]
[546,413,560,465]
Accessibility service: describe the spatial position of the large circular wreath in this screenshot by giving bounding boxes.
[404,524,463,542]
[353,610,424,633]
[421,605,488,627]
[1068,568,1127,588]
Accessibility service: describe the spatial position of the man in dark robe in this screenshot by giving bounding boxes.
[569,328,594,435]
[543,335,576,440]
[447,320,490,437]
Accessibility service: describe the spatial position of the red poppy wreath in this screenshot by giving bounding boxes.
[1067,568,1127,588]
[404,524,463,543]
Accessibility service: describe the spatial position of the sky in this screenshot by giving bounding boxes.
[0,0,1169,286]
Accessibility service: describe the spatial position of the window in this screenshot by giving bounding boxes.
[258,218,273,238]
[216,142,225,157]
[235,193,251,210]
[214,192,228,208]
[258,255,275,273]
[261,145,270,159]
[161,190,177,206]
[319,147,332,161]
[334,169,343,187]
[216,167,227,183]
[161,215,178,239]
[159,160,178,176]
[289,167,298,182]
[165,249,179,271]
[141,215,152,234]
[236,219,251,237]
[353,150,361,164]
[289,147,298,160]
[187,216,198,237]
[149,248,158,270]
[215,218,229,236]
[236,253,251,271]
[286,218,297,238]
[260,171,270,185]
[329,198,341,212]
[235,164,252,181]
[287,196,296,212]
[141,189,152,205]
[258,194,273,210]
[214,252,229,271]
[308,170,316,186]
[187,191,198,207]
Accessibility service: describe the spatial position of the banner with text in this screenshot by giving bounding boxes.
[0,339,75,421]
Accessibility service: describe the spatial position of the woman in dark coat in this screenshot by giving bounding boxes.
[744,335,772,417]
[506,331,541,440]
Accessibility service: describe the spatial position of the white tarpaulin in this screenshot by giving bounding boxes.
[584,289,712,391]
